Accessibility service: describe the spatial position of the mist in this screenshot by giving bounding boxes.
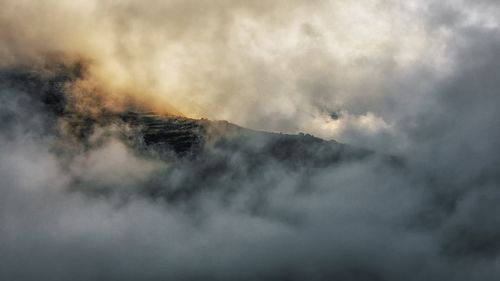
[2,1,500,280]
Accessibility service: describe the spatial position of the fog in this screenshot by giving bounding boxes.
[1,1,500,280]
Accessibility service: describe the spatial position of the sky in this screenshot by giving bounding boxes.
[1,1,500,280]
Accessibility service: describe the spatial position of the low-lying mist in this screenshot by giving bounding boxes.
[2,1,500,280]
[0,49,499,280]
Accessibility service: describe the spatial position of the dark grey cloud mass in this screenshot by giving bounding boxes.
[1,1,500,281]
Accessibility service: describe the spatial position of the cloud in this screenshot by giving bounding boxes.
[0,0,452,142]
[1,1,500,280]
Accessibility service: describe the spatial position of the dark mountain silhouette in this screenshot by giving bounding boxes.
[1,62,411,203]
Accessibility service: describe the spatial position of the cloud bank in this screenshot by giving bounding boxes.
[1,1,500,280]
[0,0,451,144]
